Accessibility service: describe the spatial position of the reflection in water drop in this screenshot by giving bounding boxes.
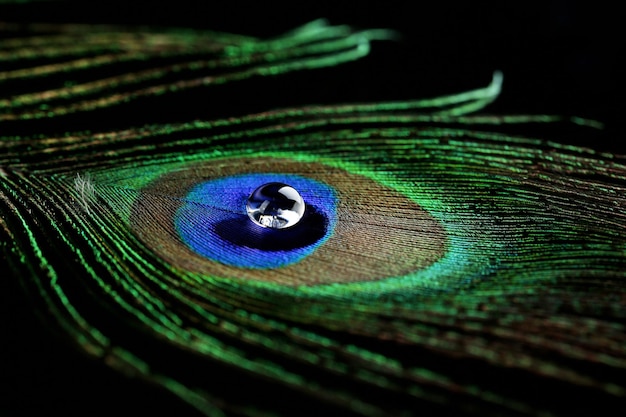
[246,183,305,229]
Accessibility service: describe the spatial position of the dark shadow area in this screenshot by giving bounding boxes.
[214,205,328,251]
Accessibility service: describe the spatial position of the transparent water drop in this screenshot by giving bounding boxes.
[246,183,305,229]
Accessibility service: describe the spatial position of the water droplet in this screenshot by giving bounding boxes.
[246,183,305,229]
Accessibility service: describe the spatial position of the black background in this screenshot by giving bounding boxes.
[1,1,622,416]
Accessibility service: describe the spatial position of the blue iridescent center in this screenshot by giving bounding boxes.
[175,173,337,269]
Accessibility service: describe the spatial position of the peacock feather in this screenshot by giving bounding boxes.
[1,8,625,417]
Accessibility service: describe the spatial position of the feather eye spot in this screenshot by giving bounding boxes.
[125,157,447,286]
[174,173,335,270]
